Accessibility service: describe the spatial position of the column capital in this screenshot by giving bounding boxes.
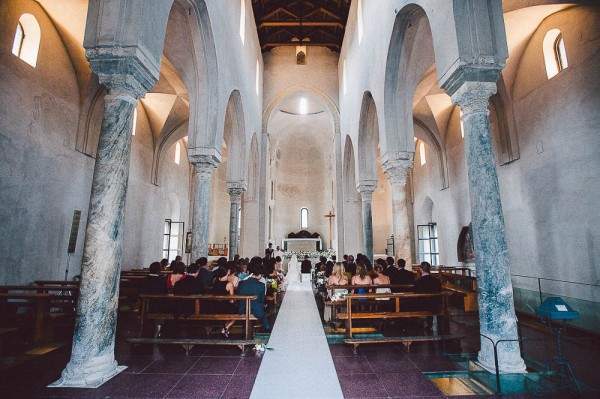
[451,81,497,116]
[382,152,413,186]
[190,155,218,179]
[86,48,158,100]
[227,182,246,202]
[356,180,377,201]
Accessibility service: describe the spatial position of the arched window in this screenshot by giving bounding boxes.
[301,208,308,229]
[255,59,260,95]
[459,110,465,138]
[357,0,364,45]
[239,0,246,45]
[131,108,138,136]
[12,14,41,68]
[543,29,568,79]
[419,141,427,166]
[175,142,181,165]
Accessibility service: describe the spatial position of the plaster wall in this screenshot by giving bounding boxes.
[372,155,393,256]
[410,6,600,303]
[0,0,91,284]
[209,161,230,250]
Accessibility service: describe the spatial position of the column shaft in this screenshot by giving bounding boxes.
[357,182,377,263]
[191,161,215,261]
[334,133,345,257]
[51,91,135,387]
[227,188,244,260]
[258,132,269,252]
[454,82,525,373]
[382,156,413,263]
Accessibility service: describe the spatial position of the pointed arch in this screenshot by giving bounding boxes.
[178,0,220,162]
[357,92,379,182]
[223,90,247,185]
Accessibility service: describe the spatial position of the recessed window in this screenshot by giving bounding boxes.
[12,14,41,68]
[418,223,439,265]
[301,208,308,229]
[357,0,364,45]
[419,141,426,165]
[132,108,137,136]
[343,59,347,96]
[238,207,242,230]
[543,29,568,79]
[239,0,246,45]
[459,110,464,138]
[175,142,181,165]
[255,59,260,95]
[299,98,308,115]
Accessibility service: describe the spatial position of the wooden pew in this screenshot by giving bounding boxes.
[323,284,414,321]
[439,272,478,312]
[128,294,259,354]
[336,292,462,353]
[0,285,79,345]
[34,280,80,287]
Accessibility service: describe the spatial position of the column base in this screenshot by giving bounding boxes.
[477,349,527,374]
[48,354,127,388]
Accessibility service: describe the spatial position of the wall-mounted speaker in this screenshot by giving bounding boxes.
[67,210,81,254]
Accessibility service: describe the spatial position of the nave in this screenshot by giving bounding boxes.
[1,267,599,399]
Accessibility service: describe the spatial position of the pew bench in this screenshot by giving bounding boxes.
[128,294,260,355]
[0,287,79,345]
[336,292,462,353]
[439,272,478,312]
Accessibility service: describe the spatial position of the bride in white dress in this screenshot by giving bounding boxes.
[285,255,300,285]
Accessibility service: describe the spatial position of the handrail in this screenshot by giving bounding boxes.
[511,274,599,306]
[479,333,544,393]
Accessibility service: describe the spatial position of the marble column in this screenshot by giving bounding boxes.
[382,154,413,263]
[356,180,377,263]
[190,156,218,261]
[452,81,526,373]
[50,84,142,388]
[334,132,345,257]
[227,184,245,260]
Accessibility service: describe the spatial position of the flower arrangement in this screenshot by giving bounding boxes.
[282,249,336,259]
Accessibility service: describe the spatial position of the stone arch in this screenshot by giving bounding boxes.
[343,135,359,202]
[176,0,220,160]
[75,76,107,157]
[151,120,189,185]
[246,133,259,201]
[489,75,520,165]
[413,118,448,189]
[422,196,434,222]
[357,91,379,182]
[262,83,340,135]
[223,90,247,185]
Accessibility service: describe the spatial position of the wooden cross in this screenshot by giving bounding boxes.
[324,210,336,249]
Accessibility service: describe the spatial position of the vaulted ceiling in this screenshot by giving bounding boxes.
[252,0,351,52]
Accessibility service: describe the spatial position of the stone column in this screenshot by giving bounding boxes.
[189,156,218,261]
[382,153,413,263]
[452,81,526,373]
[334,132,345,257]
[227,184,245,260]
[50,80,146,388]
[356,180,377,263]
[258,131,269,252]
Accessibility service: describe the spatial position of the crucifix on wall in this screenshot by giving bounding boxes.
[324,210,335,249]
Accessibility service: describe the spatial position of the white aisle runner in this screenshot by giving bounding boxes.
[249,279,344,399]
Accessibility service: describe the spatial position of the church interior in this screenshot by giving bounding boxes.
[0,0,599,398]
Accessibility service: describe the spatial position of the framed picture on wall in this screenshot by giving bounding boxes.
[185,231,192,254]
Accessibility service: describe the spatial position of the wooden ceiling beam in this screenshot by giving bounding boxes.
[258,21,344,29]
[262,42,340,51]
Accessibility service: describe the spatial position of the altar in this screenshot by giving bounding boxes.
[282,230,322,252]
[282,238,322,252]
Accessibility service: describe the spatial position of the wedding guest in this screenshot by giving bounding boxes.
[351,264,372,294]
[390,258,416,291]
[226,261,241,289]
[140,262,167,296]
[238,264,270,331]
[265,242,274,259]
[197,257,214,288]
[373,264,392,308]
[301,255,312,273]
[167,261,186,290]
[212,267,237,337]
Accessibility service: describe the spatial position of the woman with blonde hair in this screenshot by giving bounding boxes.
[325,262,348,322]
